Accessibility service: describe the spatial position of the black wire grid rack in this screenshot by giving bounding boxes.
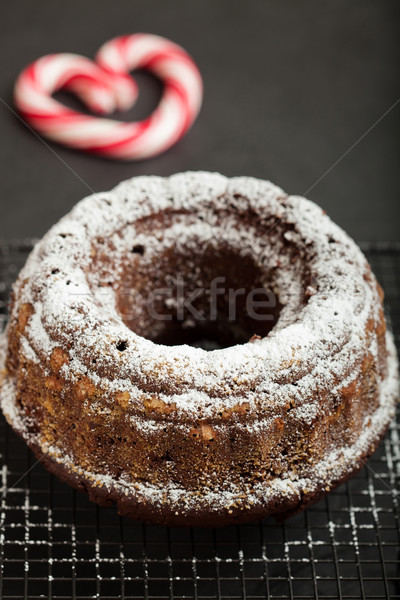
[0,240,399,600]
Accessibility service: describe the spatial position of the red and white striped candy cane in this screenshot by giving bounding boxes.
[14,34,203,160]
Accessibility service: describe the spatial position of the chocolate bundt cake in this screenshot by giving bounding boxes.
[0,172,398,526]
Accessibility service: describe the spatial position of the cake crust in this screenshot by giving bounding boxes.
[0,172,398,526]
[0,335,397,527]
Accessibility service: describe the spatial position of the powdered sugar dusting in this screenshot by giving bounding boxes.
[5,172,390,418]
[0,171,398,519]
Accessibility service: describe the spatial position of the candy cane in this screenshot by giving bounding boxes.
[13,34,203,160]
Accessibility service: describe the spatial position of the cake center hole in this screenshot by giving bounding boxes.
[117,245,282,350]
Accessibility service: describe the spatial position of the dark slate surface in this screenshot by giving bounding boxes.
[0,0,399,242]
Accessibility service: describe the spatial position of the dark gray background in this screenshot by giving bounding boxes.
[0,0,399,242]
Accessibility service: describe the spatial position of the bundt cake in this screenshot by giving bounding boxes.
[0,172,398,526]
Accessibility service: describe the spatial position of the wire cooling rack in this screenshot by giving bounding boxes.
[0,241,399,600]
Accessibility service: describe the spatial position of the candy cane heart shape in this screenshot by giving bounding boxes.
[13,34,203,160]
[13,54,138,149]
